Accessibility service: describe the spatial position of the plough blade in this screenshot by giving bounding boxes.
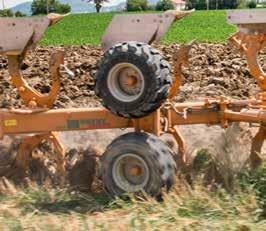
[227,9,266,92]
[0,13,65,55]
[227,9,266,34]
[101,10,192,51]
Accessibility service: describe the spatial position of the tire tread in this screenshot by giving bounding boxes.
[95,42,171,118]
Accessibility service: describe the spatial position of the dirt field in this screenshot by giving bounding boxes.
[0,43,264,109]
[0,42,265,188]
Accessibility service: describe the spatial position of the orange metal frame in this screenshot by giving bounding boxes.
[0,93,265,167]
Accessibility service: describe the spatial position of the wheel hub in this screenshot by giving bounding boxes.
[129,165,143,176]
[107,63,145,103]
[112,153,149,192]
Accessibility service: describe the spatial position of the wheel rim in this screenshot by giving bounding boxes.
[107,63,145,102]
[112,153,149,192]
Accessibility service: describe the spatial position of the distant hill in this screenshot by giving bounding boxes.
[148,0,158,5]
[60,0,126,12]
[10,0,161,15]
[60,0,96,13]
[102,2,126,12]
[10,0,128,15]
[11,1,32,15]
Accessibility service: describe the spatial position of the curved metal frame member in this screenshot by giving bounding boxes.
[250,126,266,169]
[15,132,65,183]
[8,50,64,108]
[230,32,266,91]
[169,41,195,100]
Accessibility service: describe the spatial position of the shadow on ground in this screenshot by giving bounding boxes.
[14,188,112,215]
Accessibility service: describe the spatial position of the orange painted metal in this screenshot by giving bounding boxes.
[169,42,193,100]
[230,32,266,91]
[8,50,64,108]
[1,108,131,135]
[250,126,266,168]
[0,99,265,134]
[168,126,186,164]
[16,132,65,183]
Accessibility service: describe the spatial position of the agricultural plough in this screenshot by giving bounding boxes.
[0,10,265,197]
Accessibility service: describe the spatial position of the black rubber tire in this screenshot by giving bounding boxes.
[159,133,179,164]
[99,132,176,198]
[95,42,172,118]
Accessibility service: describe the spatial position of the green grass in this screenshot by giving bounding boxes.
[163,10,236,43]
[41,10,236,46]
[0,182,264,230]
[41,13,115,46]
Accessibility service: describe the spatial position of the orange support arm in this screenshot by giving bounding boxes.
[7,50,64,108]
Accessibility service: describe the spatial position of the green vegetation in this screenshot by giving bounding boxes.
[126,0,149,11]
[239,162,266,219]
[31,0,71,15]
[41,13,114,46]
[0,9,26,17]
[14,11,27,17]
[163,10,236,44]
[86,0,109,13]
[41,10,236,46]
[0,172,265,230]
[0,9,14,17]
[155,0,174,11]
[247,0,257,9]
[187,0,238,10]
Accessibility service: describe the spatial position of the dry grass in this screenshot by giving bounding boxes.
[0,175,264,231]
